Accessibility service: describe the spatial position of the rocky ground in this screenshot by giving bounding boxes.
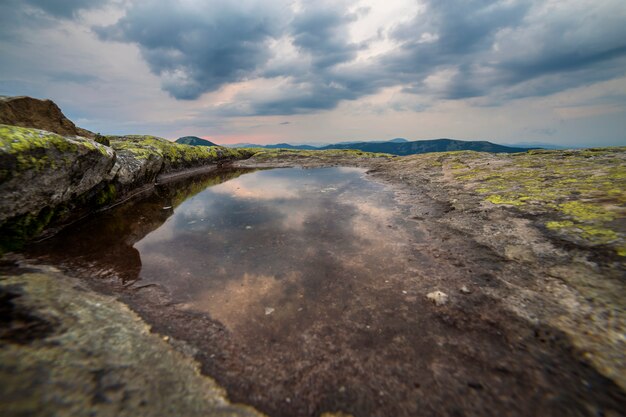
[0,262,265,417]
[1,97,625,416]
[239,148,626,389]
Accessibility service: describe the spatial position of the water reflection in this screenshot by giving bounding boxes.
[26,168,258,282]
[134,167,411,336]
[29,167,412,338]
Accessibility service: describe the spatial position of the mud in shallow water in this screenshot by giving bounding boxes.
[26,167,625,417]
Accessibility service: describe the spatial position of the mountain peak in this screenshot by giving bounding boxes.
[175,136,217,147]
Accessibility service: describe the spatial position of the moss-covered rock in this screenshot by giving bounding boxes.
[0,126,259,252]
[384,147,626,256]
[110,135,255,172]
[0,266,265,417]
[0,125,116,250]
[106,135,256,195]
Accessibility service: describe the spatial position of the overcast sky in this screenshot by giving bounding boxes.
[1,0,625,146]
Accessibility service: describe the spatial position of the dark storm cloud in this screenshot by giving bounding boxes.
[91,0,626,115]
[95,0,290,100]
[387,0,626,101]
[24,0,109,18]
[0,0,109,39]
[291,5,360,70]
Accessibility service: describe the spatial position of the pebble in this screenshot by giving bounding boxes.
[427,291,449,306]
[460,285,471,294]
[264,307,275,315]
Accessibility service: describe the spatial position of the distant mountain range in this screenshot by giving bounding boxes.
[506,141,570,150]
[175,136,217,147]
[218,138,534,155]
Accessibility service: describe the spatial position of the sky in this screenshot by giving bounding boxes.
[1,0,625,147]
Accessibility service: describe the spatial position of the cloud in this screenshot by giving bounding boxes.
[290,3,360,70]
[386,0,626,101]
[4,0,624,127]
[0,0,110,41]
[24,0,109,18]
[95,0,292,100]
[47,71,100,84]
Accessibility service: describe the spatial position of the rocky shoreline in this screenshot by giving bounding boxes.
[1,97,625,416]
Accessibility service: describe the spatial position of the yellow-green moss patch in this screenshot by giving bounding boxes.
[445,147,626,253]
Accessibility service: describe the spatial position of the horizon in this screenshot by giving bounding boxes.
[195,136,576,149]
[1,0,625,147]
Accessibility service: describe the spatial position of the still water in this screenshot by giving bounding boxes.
[28,167,430,415]
[136,167,413,330]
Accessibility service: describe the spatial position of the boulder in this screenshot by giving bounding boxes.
[0,96,94,139]
[0,125,116,250]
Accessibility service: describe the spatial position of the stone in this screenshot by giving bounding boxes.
[0,267,263,417]
[0,96,94,138]
[427,290,449,306]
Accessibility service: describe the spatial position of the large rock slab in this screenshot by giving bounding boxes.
[0,265,264,417]
[0,125,116,250]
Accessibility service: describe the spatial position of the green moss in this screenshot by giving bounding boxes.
[95,184,118,206]
[0,125,78,153]
[94,133,110,147]
[546,220,575,230]
[578,225,618,243]
[0,207,55,254]
[0,124,110,172]
[559,201,615,223]
[445,147,626,251]
[486,194,525,206]
[1,125,75,171]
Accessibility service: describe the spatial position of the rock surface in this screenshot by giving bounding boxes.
[236,147,626,391]
[426,290,449,306]
[0,125,115,226]
[0,96,94,138]
[0,264,264,417]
